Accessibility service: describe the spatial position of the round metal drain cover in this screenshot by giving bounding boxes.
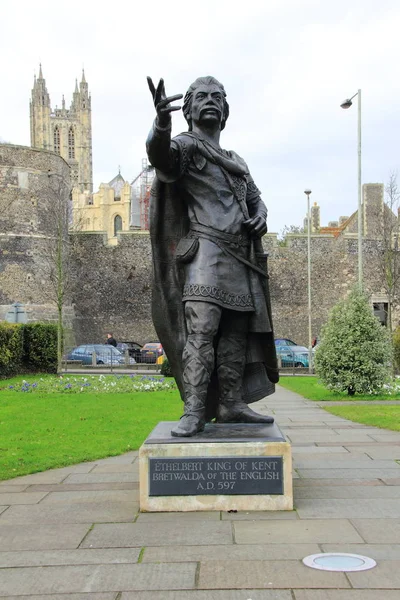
[303,553,376,572]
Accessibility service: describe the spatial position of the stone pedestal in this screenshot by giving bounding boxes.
[139,421,293,512]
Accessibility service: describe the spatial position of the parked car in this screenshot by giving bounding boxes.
[275,338,298,347]
[275,342,310,368]
[140,342,164,364]
[66,344,135,365]
[117,341,142,362]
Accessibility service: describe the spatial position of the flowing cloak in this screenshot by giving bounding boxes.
[149,132,279,420]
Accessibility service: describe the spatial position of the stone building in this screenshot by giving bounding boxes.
[30,65,92,193]
[0,143,74,332]
[72,171,132,245]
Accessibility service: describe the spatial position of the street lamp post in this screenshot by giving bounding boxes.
[304,189,313,373]
[341,89,362,289]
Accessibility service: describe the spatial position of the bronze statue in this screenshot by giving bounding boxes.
[146,76,278,437]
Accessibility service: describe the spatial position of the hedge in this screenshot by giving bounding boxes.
[0,323,24,376]
[22,323,58,373]
[0,322,58,377]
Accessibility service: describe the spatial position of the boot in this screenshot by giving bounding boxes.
[217,395,274,424]
[171,333,214,437]
[216,333,274,425]
[171,395,206,437]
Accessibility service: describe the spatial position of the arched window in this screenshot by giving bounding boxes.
[114,215,122,237]
[54,126,60,154]
[68,127,75,159]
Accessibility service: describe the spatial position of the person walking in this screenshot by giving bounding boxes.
[105,333,117,347]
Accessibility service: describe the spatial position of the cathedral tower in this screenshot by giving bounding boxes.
[30,65,93,192]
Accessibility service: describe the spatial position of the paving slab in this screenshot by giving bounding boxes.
[382,477,400,485]
[0,485,29,492]
[220,510,299,520]
[350,518,400,543]
[0,523,91,551]
[89,452,138,464]
[0,502,138,524]
[81,521,233,548]
[294,591,400,599]
[296,469,400,479]
[0,492,48,505]
[322,543,400,560]
[296,498,400,518]
[288,432,380,443]
[41,490,137,504]
[293,453,367,461]
[317,441,400,446]
[0,595,117,600]
[198,559,350,589]
[0,547,141,567]
[295,485,400,499]
[26,482,139,492]
[286,422,340,428]
[121,592,292,600]
[293,478,384,487]
[90,464,138,473]
[348,559,400,588]
[292,447,349,454]
[142,543,321,562]
[344,446,400,459]
[293,459,398,469]
[368,433,400,441]
[233,519,363,544]
[2,465,95,485]
[136,511,221,522]
[0,563,197,595]
[64,473,139,484]
[0,506,8,515]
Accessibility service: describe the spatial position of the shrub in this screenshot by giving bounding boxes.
[314,288,393,395]
[393,326,400,374]
[160,356,173,377]
[22,323,58,373]
[0,322,24,376]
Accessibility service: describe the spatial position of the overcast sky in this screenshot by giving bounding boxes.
[2,0,400,234]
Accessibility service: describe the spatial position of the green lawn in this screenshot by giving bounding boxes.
[0,374,182,481]
[324,405,400,431]
[279,376,400,401]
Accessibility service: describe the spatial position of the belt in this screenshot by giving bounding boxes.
[189,223,268,279]
[189,222,250,247]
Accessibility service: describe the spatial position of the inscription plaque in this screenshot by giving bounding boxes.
[149,456,283,496]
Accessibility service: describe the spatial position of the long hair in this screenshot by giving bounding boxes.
[182,76,229,131]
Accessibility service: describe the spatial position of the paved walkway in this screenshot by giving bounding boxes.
[1,385,400,598]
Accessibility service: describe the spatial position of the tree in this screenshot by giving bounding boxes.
[34,172,78,371]
[373,172,400,332]
[314,287,393,395]
[278,224,305,246]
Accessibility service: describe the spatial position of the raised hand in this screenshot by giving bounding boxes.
[147,77,183,128]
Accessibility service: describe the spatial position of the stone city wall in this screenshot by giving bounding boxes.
[70,231,155,345]
[0,144,74,326]
[69,229,393,347]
